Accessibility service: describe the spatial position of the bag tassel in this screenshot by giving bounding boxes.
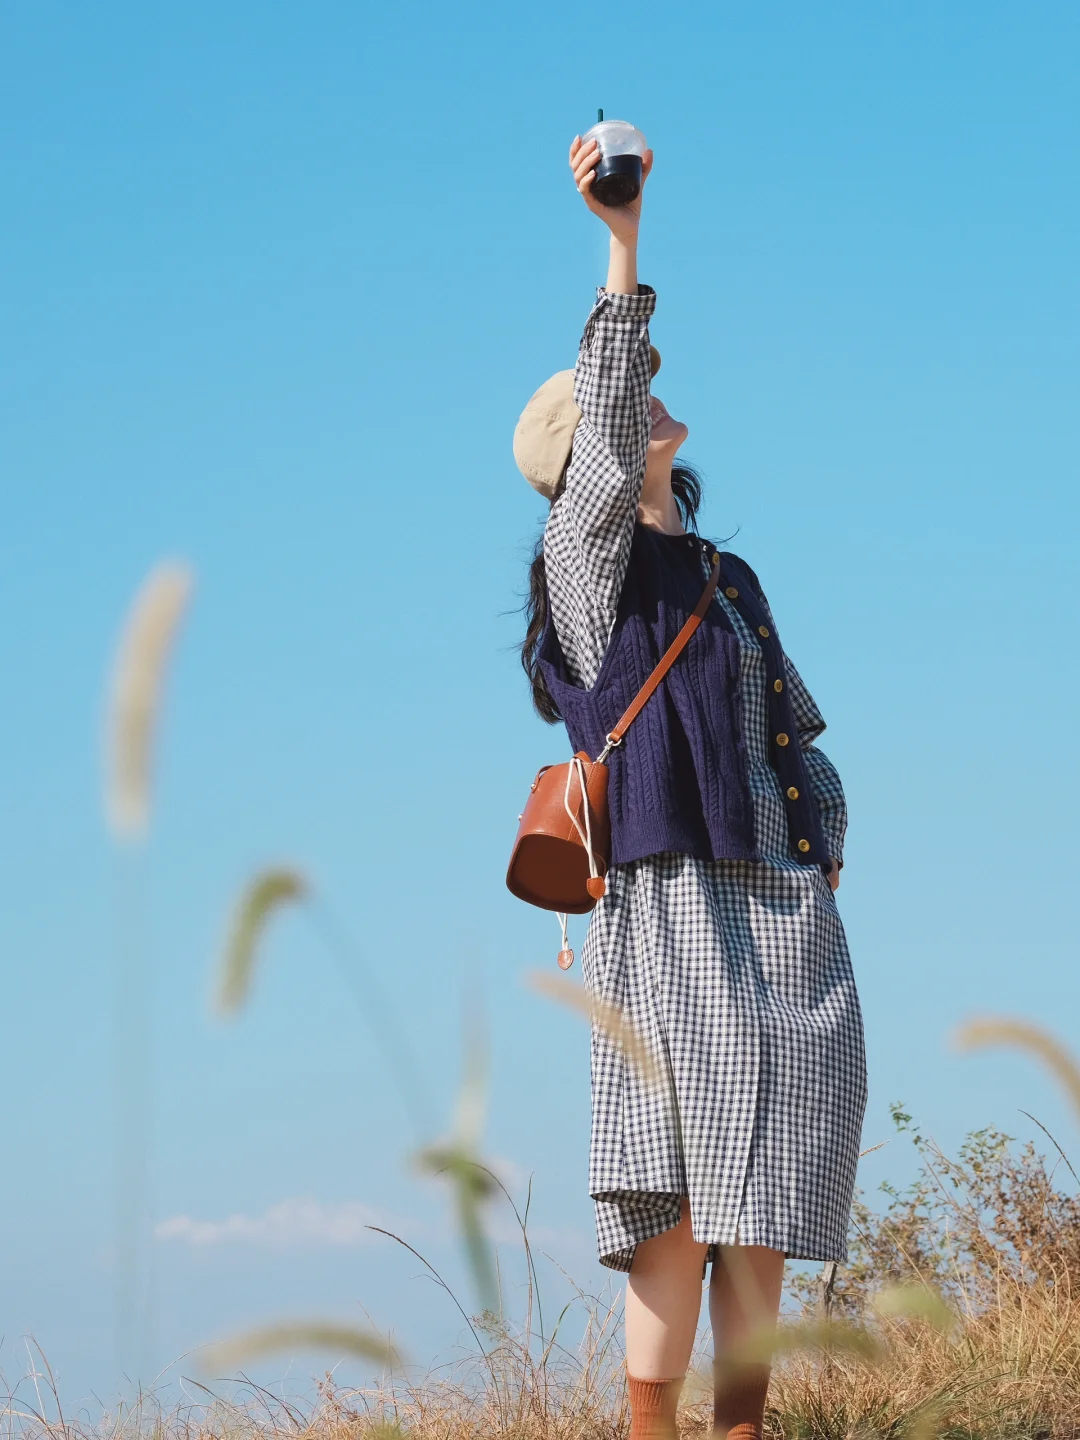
[556,912,574,970]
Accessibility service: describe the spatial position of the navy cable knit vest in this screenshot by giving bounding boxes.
[538,525,829,870]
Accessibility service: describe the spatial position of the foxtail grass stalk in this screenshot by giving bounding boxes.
[104,562,192,1378]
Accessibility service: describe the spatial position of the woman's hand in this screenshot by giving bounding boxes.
[827,860,841,892]
[569,134,654,247]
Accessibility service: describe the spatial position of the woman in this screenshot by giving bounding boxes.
[516,136,867,1440]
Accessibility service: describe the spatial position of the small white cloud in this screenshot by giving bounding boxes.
[155,1197,379,1248]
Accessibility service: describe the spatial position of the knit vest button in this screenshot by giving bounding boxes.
[725,586,739,599]
[776,732,790,747]
[786,786,799,800]
[773,678,783,692]
[758,625,770,638]
[798,838,811,852]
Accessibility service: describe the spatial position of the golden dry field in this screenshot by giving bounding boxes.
[6,1096,1080,1439]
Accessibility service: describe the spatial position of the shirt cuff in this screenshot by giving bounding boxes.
[592,283,657,318]
[823,836,845,869]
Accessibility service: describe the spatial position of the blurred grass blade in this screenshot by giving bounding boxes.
[216,868,307,1015]
[206,1321,400,1372]
[454,1004,487,1148]
[414,1007,499,1315]
[954,1016,1080,1120]
[693,1316,881,1405]
[306,899,434,1141]
[733,1317,882,1366]
[904,1401,947,1440]
[105,561,193,840]
[873,1282,955,1331]
[527,971,664,1089]
[416,1138,499,1314]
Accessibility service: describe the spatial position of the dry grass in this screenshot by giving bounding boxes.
[5,1110,1080,1440]
[772,1106,1080,1439]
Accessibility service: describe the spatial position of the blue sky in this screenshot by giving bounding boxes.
[2,0,1080,1406]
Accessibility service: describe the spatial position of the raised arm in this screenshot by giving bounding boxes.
[543,135,657,686]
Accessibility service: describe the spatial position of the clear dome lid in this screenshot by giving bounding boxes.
[582,118,646,158]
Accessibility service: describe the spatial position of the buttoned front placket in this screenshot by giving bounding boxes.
[695,538,829,870]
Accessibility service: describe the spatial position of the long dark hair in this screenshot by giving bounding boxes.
[521,462,705,723]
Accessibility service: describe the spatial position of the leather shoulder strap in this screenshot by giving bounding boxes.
[606,554,721,748]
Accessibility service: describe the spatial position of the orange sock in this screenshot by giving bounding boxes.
[627,1371,684,1439]
[713,1362,770,1439]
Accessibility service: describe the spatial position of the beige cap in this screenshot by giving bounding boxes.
[514,345,662,499]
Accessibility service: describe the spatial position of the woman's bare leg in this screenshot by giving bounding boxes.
[709,1245,785,1437]
[625,1198,710,1379]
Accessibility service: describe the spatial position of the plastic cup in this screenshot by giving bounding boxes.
[582,119,647,207]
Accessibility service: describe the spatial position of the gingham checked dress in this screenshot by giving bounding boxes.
[544,284,867,1271]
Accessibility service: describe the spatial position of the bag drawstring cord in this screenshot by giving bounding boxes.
[563,756,599,885]
[555,756,604,971]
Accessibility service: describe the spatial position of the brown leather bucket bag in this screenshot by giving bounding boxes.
[506,555,721,952]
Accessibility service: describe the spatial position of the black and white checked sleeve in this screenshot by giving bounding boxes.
[753,577,849,867]
[543,284,656,687]
[784,659,848,867]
